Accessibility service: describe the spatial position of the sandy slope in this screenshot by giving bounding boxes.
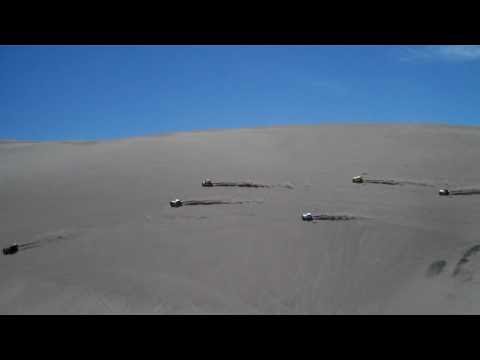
[2,124,480,314]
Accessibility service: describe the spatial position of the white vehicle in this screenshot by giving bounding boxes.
[302,212,314,221]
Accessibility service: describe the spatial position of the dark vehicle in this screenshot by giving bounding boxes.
[170,199,183,208]
[202,179,213,187]
[352,176,364,183]
[438,189,450,196]
[2,244,19,255]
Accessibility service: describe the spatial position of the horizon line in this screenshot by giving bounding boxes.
[2,121,480,143]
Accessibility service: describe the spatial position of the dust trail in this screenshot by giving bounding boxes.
[352,176,434,187]
[170,198,264,208]
[2,242,43,255]
[452,244,480,279]
[17,242,42,252]
[276,183,295,189]
[2,229,84,256]
[365,179,399,185]
[397,180,435,187]
[185,200,248,206]
[449,189,480,196]
[301,213,359,222]
[202,179,293,189]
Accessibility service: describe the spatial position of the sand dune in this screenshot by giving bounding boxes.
[2,124,480,314]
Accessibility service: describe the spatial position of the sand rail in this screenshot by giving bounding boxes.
[438,188,480,196]
[301,212,358,221]
[170,198,263,208]
[352,175,434,187]
[2,230,81,256]
[2,242,39,255]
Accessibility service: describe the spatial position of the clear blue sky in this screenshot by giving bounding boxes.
[1,45,480,141]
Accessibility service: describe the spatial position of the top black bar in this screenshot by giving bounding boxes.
[1,31,480,45]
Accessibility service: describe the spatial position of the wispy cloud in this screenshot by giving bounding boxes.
[401,45,480,63]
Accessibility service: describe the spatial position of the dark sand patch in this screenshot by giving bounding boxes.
[426,260,447,277]
[452,245,480,281]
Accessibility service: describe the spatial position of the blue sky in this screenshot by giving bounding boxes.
[1,45,480,141]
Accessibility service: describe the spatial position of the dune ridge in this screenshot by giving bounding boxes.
[2,124,480,314]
